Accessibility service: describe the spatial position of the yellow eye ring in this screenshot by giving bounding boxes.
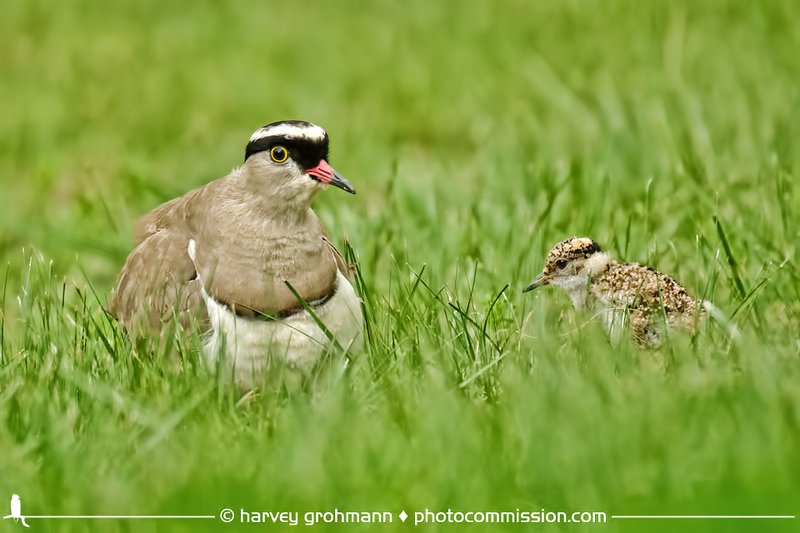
[270,145,289,163]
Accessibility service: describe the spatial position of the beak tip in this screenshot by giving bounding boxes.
[523,276,546,293]
[331,170,356,195]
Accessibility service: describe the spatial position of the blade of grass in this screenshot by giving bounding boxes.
[714,215,747,299]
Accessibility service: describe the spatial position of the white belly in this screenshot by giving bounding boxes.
[202,271,363,389]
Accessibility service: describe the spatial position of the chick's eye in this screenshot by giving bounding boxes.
[270,146,288,163]
[555,259,569,270]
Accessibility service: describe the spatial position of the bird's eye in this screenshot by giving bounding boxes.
[555,259,569,270]
[270,146,288,163]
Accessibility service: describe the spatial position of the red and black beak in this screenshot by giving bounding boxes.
[306,160,356,194]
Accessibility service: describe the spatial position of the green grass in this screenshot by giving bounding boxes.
[1,0,799,531]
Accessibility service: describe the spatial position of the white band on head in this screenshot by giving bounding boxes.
[249,123,327,143]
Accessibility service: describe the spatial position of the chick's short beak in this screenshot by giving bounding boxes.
[306,159,356,194]
[523,274,548,293]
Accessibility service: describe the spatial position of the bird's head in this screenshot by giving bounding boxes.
[242,120,355,208]
[524,237,610,295]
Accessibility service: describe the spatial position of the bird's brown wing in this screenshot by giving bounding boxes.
[109,228,208,335]
[134,186,206,244]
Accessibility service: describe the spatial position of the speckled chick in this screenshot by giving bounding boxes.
[524,237,707,347]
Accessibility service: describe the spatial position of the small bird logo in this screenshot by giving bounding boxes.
[3,494,30,527]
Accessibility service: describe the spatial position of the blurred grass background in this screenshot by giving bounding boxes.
[1,0,799,531]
